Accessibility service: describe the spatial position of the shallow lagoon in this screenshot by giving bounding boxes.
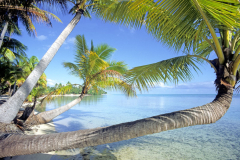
[37,94,240,159]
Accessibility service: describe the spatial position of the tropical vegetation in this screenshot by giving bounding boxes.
[24,34,134,125]
[49,82,107,95]
[1,0,240,158]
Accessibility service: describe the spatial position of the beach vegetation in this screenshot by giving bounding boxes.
[1,0,240,158]
[23,34,135,125]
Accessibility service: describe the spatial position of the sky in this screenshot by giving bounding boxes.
[13,7,219,95]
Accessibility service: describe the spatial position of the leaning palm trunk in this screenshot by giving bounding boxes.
[0,21,8,49]
[0,11,83,124]
[25,94,85,125]
[0,85,233,157]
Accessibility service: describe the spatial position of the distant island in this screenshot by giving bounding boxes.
[47,85,107,96]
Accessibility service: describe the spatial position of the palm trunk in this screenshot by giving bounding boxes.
[0,11,83,124]
[25,94,85,125]
[0,85,233,158]
[0,22,8,49]
[11,80,16,96]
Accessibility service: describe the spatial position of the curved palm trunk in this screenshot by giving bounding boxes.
[0,11,83,124]
[0,22,8,49]
[0,86,233,158]
[26,94,85,125]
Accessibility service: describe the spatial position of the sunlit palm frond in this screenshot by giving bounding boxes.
[126,55,203,92]
[38,73,47,88]
[95,0,240,52]
[0,49,16,61]
[75,35,89,58]
[95,77,136,97]
[63,34,134,96]
[63,62,81,77]
[0,36,27,61]
[91,70,123,82]
[88,50,109,74]
[94,44,116,60]
[0,2,63,35]
[194,39,214,59]
[106,61,128,74]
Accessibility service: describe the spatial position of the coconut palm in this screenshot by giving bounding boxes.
[0,0,65,48]
[1,0,240,158]
[24,34,135,125]
[0,0,142,124]
[17,56,47,101]
[0,36,27,61]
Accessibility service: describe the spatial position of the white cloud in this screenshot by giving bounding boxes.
[64,37,75,45]
[47,79,58,86]
[154,82,174,88]
[37,35,47,41]
[176,81,215,89]
[151,81,215,90]
[63,37,75,49]
[67,37,75,44]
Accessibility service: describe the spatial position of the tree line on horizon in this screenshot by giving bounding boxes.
[48,81,107,95]
[1,0,240,158]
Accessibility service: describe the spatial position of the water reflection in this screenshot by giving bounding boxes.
[35,94,240,159]
[35,95,104,112]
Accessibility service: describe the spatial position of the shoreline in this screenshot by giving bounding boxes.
[1,94,101,160]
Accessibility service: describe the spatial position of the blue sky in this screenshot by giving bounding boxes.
[14,11,219,94]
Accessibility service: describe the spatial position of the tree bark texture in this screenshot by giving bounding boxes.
[0,85,233,158]
[0,21,8,49]
[25,94,84,125]
[0,12,83,124]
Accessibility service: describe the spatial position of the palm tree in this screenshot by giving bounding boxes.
[0,0,139,124]
[0,36,27,61]
[17,56,47,101]
[1,0,240,158]
[0,0,64,48]
[25,34,135,125]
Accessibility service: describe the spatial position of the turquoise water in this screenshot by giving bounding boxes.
[38,94,240,159]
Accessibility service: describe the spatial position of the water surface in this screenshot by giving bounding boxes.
[37,94,240,159]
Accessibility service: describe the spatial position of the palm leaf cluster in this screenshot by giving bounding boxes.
[95,0,240,52]
[0,36,27,61]
[63,35,136,96]
[0,0,64,35]
[126,55,202,92]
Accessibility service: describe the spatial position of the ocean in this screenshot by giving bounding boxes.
[37,94,240,159]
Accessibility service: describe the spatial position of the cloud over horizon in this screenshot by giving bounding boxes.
[37,35,47,41]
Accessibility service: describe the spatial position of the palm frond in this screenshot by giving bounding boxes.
[0,36,27,59]
[94,44,116,60]
[94,77,136,97]
[75,35,89,58]
[106,61,128,74]
[94,0,240,52]
[64,34,134,97]
[0,48,16,61]
[63,62,81,77]
[194,39,215,59]
[88,50,109,74]
[126,55,203,92]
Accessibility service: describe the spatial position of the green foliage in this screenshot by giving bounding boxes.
[0,0,65,36]
[0,35,27,61]
[95,0,240,52]
[126,55,202,92]
[63,34,135,96]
